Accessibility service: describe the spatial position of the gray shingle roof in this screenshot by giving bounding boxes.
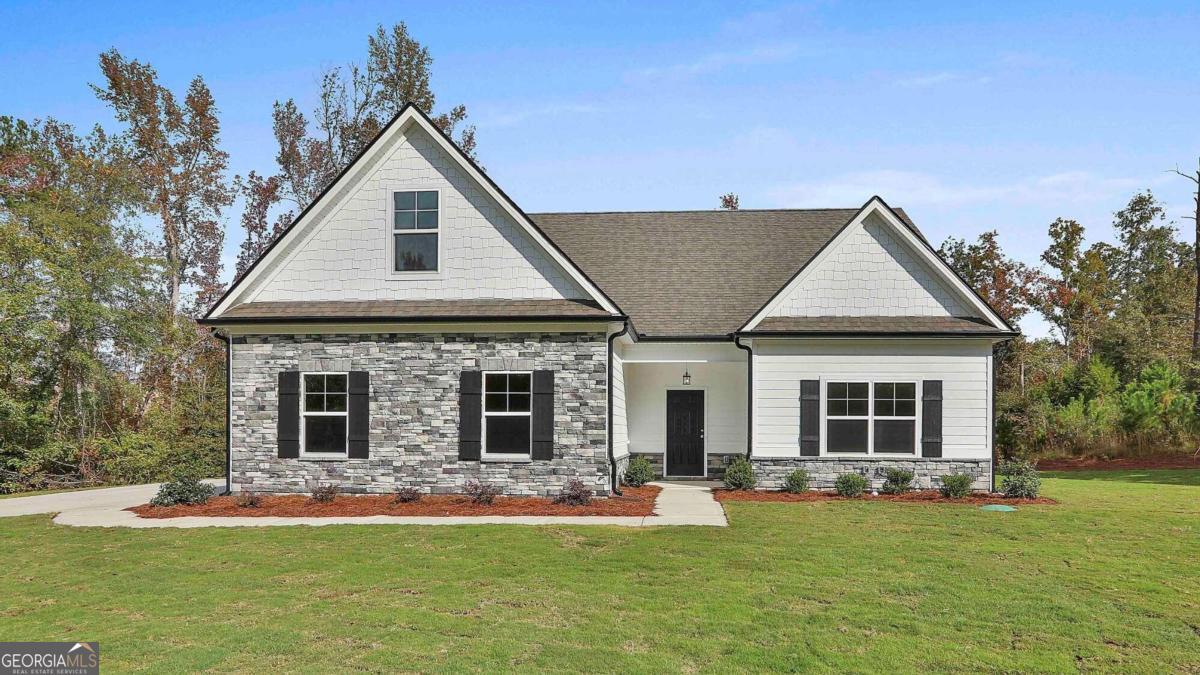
[532,208,917,337]
[747,316,1007,335]
[202,299,611,323]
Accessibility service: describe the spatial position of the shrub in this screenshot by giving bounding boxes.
[393,486,422,503]
[310,484,339,503]
[998,459,1042,499]
[1120,361,1197,438]
[235,492,262,508]
[782,469,810,493]
[623,455,655,487]
[939,473,974,499]
[552,478,593,506]
[880,468,915,495]
[723,456,756,490]
[834,473,867,497]
[149,476,215,507]
[464,480,501,505]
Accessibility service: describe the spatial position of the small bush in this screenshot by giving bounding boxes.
[723,456,756,490]
[149,476,215,507]
[393,486,422,503]
[552,478,593,506]
[998,459,1042,499]
[881,468,915,495]
[939,473,974,499]
[623,455,655,487]
[834,473,867,497]
[310,484,339,503]
[464,480,501,505]
[235,492,262,508]
[782,469,810,493]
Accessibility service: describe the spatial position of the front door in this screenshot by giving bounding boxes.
[666,389,705,476]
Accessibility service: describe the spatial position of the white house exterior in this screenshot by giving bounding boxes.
[202,105,1016,497]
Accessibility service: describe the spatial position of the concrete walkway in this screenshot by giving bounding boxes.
[0,480,726,528]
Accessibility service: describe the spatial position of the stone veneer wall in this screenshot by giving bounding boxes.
[231,332,607,496]
[752,458,992,492]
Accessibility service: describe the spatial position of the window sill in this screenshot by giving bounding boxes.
[298,454,350,462]
[386,270,442,281]
[481,454,533,464]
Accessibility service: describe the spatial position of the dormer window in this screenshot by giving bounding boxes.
[392,190,439,272]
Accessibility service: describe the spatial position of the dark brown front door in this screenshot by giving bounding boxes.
[666,389,705,476]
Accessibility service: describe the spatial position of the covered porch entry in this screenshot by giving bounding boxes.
[612,340,748,479]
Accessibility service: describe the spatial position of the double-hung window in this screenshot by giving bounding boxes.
[302,373,348,455]
[825,381,917,455]
[392,190,438,272]
[483,372,531,457]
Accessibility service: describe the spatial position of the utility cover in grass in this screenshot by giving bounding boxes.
[980,504,1017,512]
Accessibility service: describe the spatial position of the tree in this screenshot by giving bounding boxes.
[1035,218,1114,359]
[234,171,287,277]
[938,230,1040,325]
[91,49,233,312]
[1170,159,1200,360]
[719,193,739,210]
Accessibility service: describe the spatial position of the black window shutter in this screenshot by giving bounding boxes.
[922,380,943,458]
[459,371,482,460]
[531,370,555,460]
[800,379,820,456]
[277,371,300,458]
[347,371,370,459]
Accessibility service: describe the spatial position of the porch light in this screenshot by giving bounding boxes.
[682,368,692,386]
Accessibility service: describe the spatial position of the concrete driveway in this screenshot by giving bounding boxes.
[0,480,223,518]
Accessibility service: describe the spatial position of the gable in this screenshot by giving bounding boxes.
[764,212,970,318]
[207,106,619,319]
[742,198,1012,332]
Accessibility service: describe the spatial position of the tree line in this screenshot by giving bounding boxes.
[0,23,472,492]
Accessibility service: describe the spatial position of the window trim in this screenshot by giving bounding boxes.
[299,371,349,458]
[387,187,443,279]
[481,370,533,461]
[819,377,920,457]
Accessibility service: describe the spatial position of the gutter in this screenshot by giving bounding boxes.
[734,335,753,459]
[212,329,232,495]
[198,313,626,326]
[607,318,630,495]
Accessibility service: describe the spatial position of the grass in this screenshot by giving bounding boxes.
[1,472,1198,672]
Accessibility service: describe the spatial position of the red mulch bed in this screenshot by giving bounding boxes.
[128,485,661,519]
[1037,453,1200,471]
[714,489,1055,505]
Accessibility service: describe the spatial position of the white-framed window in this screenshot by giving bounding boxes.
[482,372,531,458]
[301,373,348,456]
[390,189,439,273]
[825,380,917,455]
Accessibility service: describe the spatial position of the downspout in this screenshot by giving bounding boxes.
[213,330,232,496]
[607,319,630,495]
[729,333,748,456]
[734,335,753,459]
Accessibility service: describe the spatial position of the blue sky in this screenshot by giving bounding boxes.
[3,1,1199,335]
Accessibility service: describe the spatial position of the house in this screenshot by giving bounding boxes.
[200,105,1017,497]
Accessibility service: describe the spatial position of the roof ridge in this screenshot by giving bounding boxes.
[529,207,862,216]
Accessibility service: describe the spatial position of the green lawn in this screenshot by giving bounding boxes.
[1,472,1197,672]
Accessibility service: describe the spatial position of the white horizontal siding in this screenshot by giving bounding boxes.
[611,349,629,458]
[753,339,992,459]
[626,362,746,457]
[249,123,585,303]
[765,213,971,318]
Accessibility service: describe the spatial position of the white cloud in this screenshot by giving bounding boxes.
[894,71,960,88]
[767,169,1165,209]
[629,44,800,81]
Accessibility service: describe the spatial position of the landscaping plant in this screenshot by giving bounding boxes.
[464,480,501,505]
[782,469,810,493]
[834,473,867,497]
[999,459,1042,498]
[149,476,215,507]
[393,486,422,503]
[939,473,974,499]
[623,455,655,487]
[723,455,756,490]
[881,468,915,494]
[552,478,593,506]
[234,492,262,508]
[310,484,339,503]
